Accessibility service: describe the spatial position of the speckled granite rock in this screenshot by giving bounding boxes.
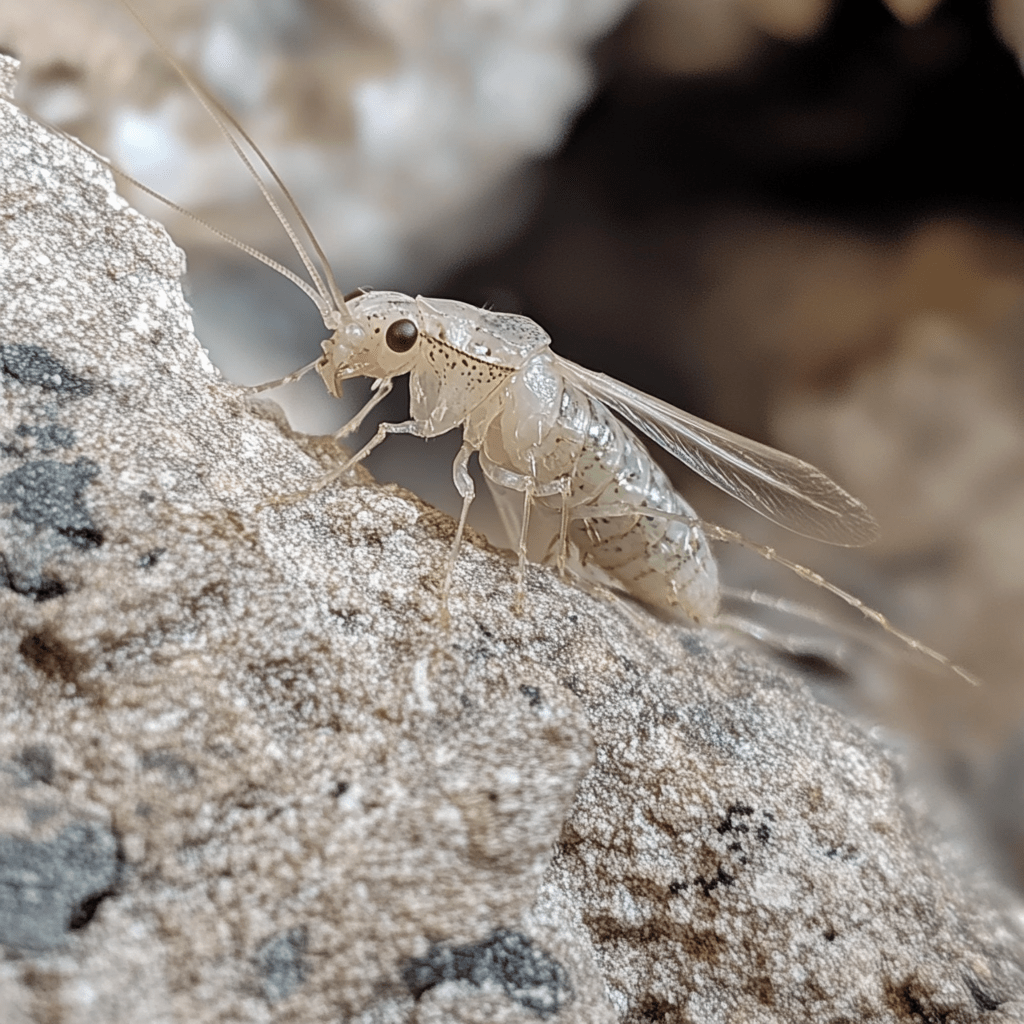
[3,57,1024,1024]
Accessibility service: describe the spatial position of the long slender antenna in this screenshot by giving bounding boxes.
[55,128,330,314]
[115,0,346,323]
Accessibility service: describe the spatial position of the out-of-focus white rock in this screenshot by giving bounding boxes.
[1,0,633,287]
[994,0,1024,65]
[4,59,1024,1024]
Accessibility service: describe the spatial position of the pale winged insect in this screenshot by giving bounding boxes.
[109,1,976,686]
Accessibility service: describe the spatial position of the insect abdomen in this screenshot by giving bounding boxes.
[558,392,720,621]
[481,374,720,622]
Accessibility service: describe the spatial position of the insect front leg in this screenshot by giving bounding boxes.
[262,419,427,508]
[239,359,322,395]
[332,377,394,443]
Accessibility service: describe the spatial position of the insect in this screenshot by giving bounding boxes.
[106,1,976,685]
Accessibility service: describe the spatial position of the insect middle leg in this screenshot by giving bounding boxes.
[439,441,477,624]
[556,477,572,578]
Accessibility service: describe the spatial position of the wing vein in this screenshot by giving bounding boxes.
[558,357,879,547]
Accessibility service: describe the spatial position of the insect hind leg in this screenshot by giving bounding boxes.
[513,484,535,615]
[578,502,979,686]
[714,605,854,679]
[721,585,892,657]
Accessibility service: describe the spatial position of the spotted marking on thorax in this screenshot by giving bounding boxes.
[422,333,515,391]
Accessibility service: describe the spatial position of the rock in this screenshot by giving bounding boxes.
[0,0,633,284]
[0,819,121,951]
[771,310,1024,761]
[3,56,1024,1023]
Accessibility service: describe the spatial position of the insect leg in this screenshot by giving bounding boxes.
[556,477,572,579]
[574,503,979,686]
[261,419,425,508]
[721,586,894,650]
[335,419,426,476]
[239,359,322,395]
[332,378,395,443]
[514,483,536,615]
[714,612,852,670]
[719,585,950,675]
[439,442,478,624]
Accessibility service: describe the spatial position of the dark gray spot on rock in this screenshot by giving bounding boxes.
[402,929,572,1019]
[694,865,736,897]
[140,749,197,788]
[0,822,121,951]
[0,551,66,602]
[717,804,753,835]
[254,926,308,1003]
[3,423,76,458]
[1,345,93,396]
[137,547,165,569]
[0,457,102,548]
[635,994,674,1021]
[25,803,60,826]
[520,684,542,707]
[678,633,708,657]
[16,744,55,786]
[884,973,978,1023]
[561,674,583,696]
[964,974,1001,1011]
[13,423,76,452]
[30,576,67,600]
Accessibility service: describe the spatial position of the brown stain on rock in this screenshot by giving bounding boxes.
[18,628,84,688]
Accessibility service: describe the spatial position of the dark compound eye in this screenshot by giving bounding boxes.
[385,318,419,353]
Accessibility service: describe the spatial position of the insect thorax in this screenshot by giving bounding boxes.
[415,297,551,367]
[411,337,516,435]
[408,297,552,435]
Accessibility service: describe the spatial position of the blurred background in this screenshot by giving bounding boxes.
[5,0,1024,889]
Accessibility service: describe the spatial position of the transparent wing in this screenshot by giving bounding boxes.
[557,357,879,547]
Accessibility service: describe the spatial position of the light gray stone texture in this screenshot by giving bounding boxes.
[3,55,1024,1023]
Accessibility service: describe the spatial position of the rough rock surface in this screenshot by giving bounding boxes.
[3,57,1024,1024]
